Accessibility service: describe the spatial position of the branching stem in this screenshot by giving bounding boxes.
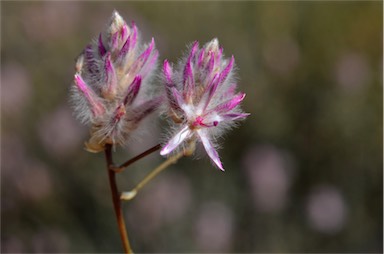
[121,150,185,201]
[111,144,161,173]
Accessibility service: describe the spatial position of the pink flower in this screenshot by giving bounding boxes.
[71,11,162,152]
[161,39,249,170]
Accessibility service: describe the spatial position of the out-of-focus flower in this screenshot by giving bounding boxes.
[160,39,249,170]
[71,11,162,152]
[306,185,347,234]
[194,201,234,252]
[243,145,294,213]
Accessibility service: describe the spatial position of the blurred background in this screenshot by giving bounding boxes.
[1,1,382,253]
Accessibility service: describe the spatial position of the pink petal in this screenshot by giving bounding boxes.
[120,24,129,42]
[203,73,220,110]
[130,21,138,50]
[197,49,205,67]
[118,35,131,60]
[218,55,234,84]
[123,75,141,105]
[221,113,250,121]
[98,33,106,57]
[140,49,158,78]
[171,87,184,109]
[163,60,173,85]
[103,52,117,98]
[183,58,194,102]
[163,61,183,112]
[213,92,246,113]
[207,51,215,74]
[129,38,155,75]
[160,126,192,156]
[189,41,199,60]
[140,38,155,63]
[110,31,119,51]
[198,130,224,171]
[74,74,105,116]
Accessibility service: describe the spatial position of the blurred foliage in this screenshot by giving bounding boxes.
[1,1,382,253]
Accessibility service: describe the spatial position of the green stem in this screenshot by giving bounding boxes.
[121,150,185,201]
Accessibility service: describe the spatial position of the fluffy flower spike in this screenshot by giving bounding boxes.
[71,11,162,152]
[161,38,249,170]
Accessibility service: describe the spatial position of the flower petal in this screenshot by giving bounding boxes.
[163,59,173,85]
[74,74,105,117]
[218,55,234,84]
[102,52,117,99]
[198,130,224,171]
[212,92,246,114]
[123,75,141,105]
[221,113,250,121]
[98,33,107,57]
[183,57,194,102]
[160,126,192,156]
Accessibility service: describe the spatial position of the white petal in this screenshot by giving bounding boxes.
[160,126,191,156]
[198,130,224,171]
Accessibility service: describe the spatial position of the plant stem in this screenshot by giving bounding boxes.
[111,144,161,173]
[121,150,185,201]
[105,144,132,254]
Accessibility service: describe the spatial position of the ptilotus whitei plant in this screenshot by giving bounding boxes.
[70,10,249,254]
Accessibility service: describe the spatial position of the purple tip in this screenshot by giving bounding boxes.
[124,75,142,105]
[198,49,205,67]
[190,41,199,57]
[219,55,234,84]
[74,74,105,116]
[207,51,215,74]
[121,24,128,42]
[202,73,220,110]
[140,49,159,78]
[118,35,131,60]
[214,92,246,113]
[138,38,155,65]
[111,31,119,51]
[216,47,223,62]
[163,60,173,85]
[98,33,107,56]
[183,58,195,102]
[104,52,117,97]
[130,21,138,50]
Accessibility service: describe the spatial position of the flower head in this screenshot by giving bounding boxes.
[161,39,249,170]
[71,11,162,152]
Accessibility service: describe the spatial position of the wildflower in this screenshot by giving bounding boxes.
[160,39,249,170]
[71,11,162,152]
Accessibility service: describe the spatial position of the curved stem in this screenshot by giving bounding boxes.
[105,144,132,254]
[121,150,185,201]
[111,144,161,173]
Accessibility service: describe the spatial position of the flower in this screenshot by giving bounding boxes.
[71,11,162,152]
[160,39,249,170]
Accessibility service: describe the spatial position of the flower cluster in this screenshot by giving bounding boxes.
[71,11,161,152]
[160,39,249,170]
[71,11,249,170]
